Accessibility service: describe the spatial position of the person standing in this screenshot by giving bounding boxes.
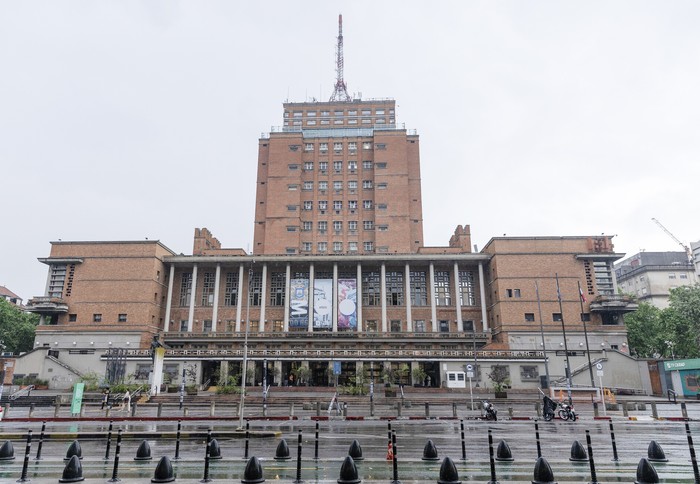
[101,388,110,409]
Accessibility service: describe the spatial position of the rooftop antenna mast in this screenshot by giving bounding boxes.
[329,14,351,102]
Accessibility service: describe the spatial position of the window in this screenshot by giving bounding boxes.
[391,320,401,332]
[348,242,358,252]
[287,184,298,191]
[386,271,404,306]
[224,272,238,306]
[288,164,299,170]
[303,181,313,190]
[553,313,562,322]
[520,366,539,381]
[363,241,374,252]
[292,111,302,117]
[363,200,373,209]
[134,364,150,380]
[286,248,296,254]
[289,143,300,149]
[318,221,327,232]
[115,313,127,323]
[362,271,381,305]
[333,181,343,191]
[48,264,66,297]
[333,221,343,232]
[203,320,212,332]
[302,221,312,231]
[434,271,452,306]
[669,273,677,279]
[270,272,286,306]
[414,320,426,332]
[377,203,387,210]
[333,142,343,151]
[69,314,77,322]
[303,201,313,211]
[593,261,614,295]
[376,109,385,115]
[376,143,386,150]
[302,242,312,252]
[363,160,373,169]
[348,142,357,151]
[348,220,358,231]
[318,200,328,211]
[333,201,342,211]
[249,272,262,306]
[680,273,688,279]
[348,161,357,170]
[506,288,521,298]
[304,143,314,152]
[319,161,328,171]
[376,162,387,169]
[581,313,591,322]
[363,180,373,189]
[334,160,342,172]
[348,200,358,210]
[458,270,476,306]
[410,271,428,306]
[365,320,378,333]
[307,111,317,117]
[348,181,357,190]
[93,314,102,323]
[333,242,343,252]
[318,242,327,252]
[377,224,388,231]
[319,181,328,191]
[377,183,387,189]
[319,143,328,152]
[439,320,450,333]
[201,272,215,306]
[180,320,188,332]
[304,161,313,171]
[525,313,535,322]
[363,142,372,150]
[363,221,374,230]
[179,272,192,306]
[462,320,475,332]
[287,205,297,211]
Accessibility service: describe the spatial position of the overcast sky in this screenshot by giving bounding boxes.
[2,1,699,301]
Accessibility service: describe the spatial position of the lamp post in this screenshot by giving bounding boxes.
[577,281,595,388]
[555,274,573,406]
[238,261,254,429]
[535,281,550,389]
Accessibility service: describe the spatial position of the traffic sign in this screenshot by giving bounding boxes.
[596,363,603,370]
[466,364,473,371]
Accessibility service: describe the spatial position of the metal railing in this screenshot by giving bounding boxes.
[10,385,35,400]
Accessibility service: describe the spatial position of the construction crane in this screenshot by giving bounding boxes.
[651,218,693,264]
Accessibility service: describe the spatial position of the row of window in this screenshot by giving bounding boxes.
[178,270,477,309]
[293,160,384,171]
[292,180,387,191]
[298,200,387,211]
[286,119,394,127]
[287,109,394,118]
[523,312,591,322]
[294,220,387,232]
[300,241,374,253]
[68,313,128,323]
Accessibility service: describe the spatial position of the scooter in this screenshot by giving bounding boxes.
[482,400,498,421]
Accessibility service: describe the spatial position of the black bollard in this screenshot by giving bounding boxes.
[209,439,222,460]
[460,420,466,461]
[0,440,15,461]
[151,456,176,483]
[59,454,84,483]
[532,456,555,484]
[109,429,122,482]
[647,440,668,462]
[17,430,32,483]
[274,438,291,460]
[569,440,588,462]
[65,440,83,461]
[35,421,46,461]
[135,440,153,461]
[422,439,439,461]
[609,421,619,461]
[534,420,542,459]
[174,420,182,460]
[495,440,514,462]
[104,420,114,460]
[337,455,361,484]
[244,420,250,460]
[241,455,265,484]
[685,422,700,483]
[391,430,399,484]
[348,439,364,461]
[585,430,599,484]
[293,430,303,484]
[201,428,212,483]
[487,429,498,484]
[635,457,659,484]
[314,421,320,460]
[437,456,462,484]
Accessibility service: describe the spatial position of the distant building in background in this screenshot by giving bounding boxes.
[615,252,697,308]
[0,286,23,307]
[691,241,700,276]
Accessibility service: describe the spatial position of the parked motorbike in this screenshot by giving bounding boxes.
[482,400,498,421]
[542,395,577,421]
[558,401,577,421]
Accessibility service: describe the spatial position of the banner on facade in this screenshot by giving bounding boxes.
[337,278,357,330]
[289,278,309,329]
[313,279,333,329]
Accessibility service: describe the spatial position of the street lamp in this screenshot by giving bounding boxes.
[238,261,254,429]
[665,340,676,360]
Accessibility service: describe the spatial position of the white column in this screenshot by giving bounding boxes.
[235,264,244,332]
[211,264,221,333]
[308,263,315,332]
[380,263,388,332]
[164,265,175,332]
[356,263,363,333]
[187,264,198,332]
[478,262,488,331]
[332,263,338,332]
[454,262,463,332]
[405,263,412,332]
[429,262,437,332]
[283,263,291,332]
[259,263,267,332]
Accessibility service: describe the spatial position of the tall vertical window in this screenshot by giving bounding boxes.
[458,270,476,306]
[224,272,239,306]
[364,241,374,252]
[179,272,192,306]
[248,272,262,306]
[410,271,428,306]
[269,272,286,306]
[385,271,405,306]
[362,271,381,306]
[593,261,614,295]
[334,160,342,172]
[201,272,215,306]
[434,270,452,306]
[48,265,67,298]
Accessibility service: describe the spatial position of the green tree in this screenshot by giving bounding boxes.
[624,302,666,357]
[0,299,39,354]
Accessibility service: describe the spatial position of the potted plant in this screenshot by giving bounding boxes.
[412,366,427,387]
[487,366,511,398]
[293,366,312,386]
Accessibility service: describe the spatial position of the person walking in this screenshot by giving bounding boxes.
[101,388,110,409]
[120,390,131,413]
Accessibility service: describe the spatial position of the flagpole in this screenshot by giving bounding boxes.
[555,273,573,406]
[578,281,595,387]
[535,281,550,390]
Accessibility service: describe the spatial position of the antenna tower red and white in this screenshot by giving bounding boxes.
[329,14,351,102]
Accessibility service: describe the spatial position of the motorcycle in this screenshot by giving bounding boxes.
[482,400,498,421]
[558,401,577,421]
[542,395,577,421]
